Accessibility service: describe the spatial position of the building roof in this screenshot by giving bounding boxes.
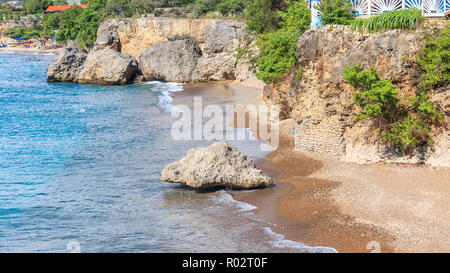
[44,5,86,12]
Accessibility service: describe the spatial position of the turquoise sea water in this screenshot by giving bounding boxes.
[0,52,335,253]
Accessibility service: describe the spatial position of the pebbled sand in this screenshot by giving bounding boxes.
[225,80,450,253]
[174,81,450,253]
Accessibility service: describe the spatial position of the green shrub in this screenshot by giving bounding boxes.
[343,63,443,152]
[244,0,281,34]
[253,0,310,84]
[350,9,423,32]
[103,0,155,18]
[194,0,219,15]
[381,115,431,150]
[344,63,400,122]
[57,2,104,48]
[4,25,54,39]
[278,0,311,34]
[317,0,354,25]
[255,28,299,83]
[216,0,247,16]
[24,0,52,14]
[417,25,450,91]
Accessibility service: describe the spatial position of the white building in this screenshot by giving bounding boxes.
[309,0,450,28]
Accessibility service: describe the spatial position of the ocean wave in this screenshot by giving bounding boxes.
[211,190,338,253]
[263,227,338,253]
[140,81,183,112]
[211,190,257,212]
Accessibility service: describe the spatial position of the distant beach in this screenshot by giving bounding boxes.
[0,47,58,54]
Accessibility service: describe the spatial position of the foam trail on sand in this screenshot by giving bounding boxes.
[211,190,338,253]
[263,227,338,253]
[211,190,257,212]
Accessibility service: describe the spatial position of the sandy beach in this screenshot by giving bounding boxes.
[187,80,450,253]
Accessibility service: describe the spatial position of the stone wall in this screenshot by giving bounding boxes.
[295,117,346,158]
[264,25,449,167]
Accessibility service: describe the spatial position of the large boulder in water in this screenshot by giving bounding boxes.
[161,141,273,189]
[138,39,202,82]
[75,48,139,85]
[47,40,138,85]
[46,40,87,82]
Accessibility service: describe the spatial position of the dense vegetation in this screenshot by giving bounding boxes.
[417,25,450,91]
[2,0,249,45]
[4,24,53,38]
[343,30,446,154]
[243,0,310,83]
[342,25,448,153]
[316,0,353,25]
[350,8,423,32]
[24,0,53,14]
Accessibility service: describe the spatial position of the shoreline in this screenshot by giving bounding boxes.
[4,49,447,252]
[0,47,59,54]
[223,80,449,253]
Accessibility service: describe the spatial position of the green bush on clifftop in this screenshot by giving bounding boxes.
[317,0,354,25]
[252,0,310,84]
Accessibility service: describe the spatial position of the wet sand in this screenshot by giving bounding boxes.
[173,80,450,253]
[232,119,396,253]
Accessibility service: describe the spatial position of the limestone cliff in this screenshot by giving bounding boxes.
[97,16,255,82]
[264,25,449,166]
[47,16,255,84]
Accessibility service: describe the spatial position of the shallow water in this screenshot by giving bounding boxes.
[0,52,335,253]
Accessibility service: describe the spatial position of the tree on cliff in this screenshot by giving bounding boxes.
[24,0,53,14]
[251,0,311,83]
[317,0,354,25]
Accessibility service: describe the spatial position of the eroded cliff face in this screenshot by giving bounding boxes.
[47,16,255,84]
[264,25,449,166]
[97,16,255,82]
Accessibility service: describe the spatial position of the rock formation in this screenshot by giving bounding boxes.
[94,30,120,52]
[47,40,87,82]
[76,48,138,85]
[161,141,273,189]
[47,16,256,84]
[47,39,138,85]
[99,16,255,82]
[139,39,202,82]
[264,25,449,166]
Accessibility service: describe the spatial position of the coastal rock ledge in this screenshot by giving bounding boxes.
[47,40,138,85]
[161,141,273,189]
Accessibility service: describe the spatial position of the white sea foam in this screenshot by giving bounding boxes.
[141,81,183,112]
[211,190,338,252]
[211,190,257,212]
[263,227,338,253]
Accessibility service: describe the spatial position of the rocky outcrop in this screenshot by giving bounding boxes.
[99,16,255,82]
[0,19,38,34]
[139,39,202,82]
[47,40,138,85]
[264,25,449,166]
[47,17,256,84]
[76,48,138,85]
[161,141,273,189]
[94,30,120,52]
[47,40,87,82]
